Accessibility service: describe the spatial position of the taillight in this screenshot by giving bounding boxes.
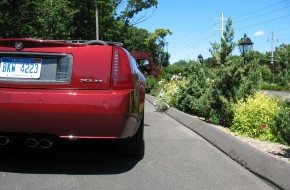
[111,47,134,89]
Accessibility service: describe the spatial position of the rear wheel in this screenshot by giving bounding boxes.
[118,116,144,158]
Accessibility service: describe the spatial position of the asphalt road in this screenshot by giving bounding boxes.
[0,100,274,190]
[261,90,289,101]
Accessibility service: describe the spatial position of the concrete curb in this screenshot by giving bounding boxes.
[146,94,290,190]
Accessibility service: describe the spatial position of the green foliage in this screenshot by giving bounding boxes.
[164,65,187,77]
[172,60,188,66]
[220,18,236,65]
[0,0,159,40]
[155,74,186,111]
[0,0,38,38]
[207,57,262,126]
[209,18,235,65]
[177,61,212,119]
[209,42,221,65]
[274,44,290,87]
[273,101,290,144]
[0,0,171,69]
[145,29,172,67]
[231,92,290,144]
[174,51,263,126]
[124,27,172,67]
[124,27,150,51]
[36,0,77,39]
[262,83,289,91]
[145,77,159,94]
[145,67,171,96]
[260,65,272,83]
[117,0,158,27]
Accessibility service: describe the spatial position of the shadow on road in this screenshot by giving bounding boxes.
[272,148,290,160]
[0,140,142,175]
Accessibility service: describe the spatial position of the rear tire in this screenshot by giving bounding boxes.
[118,116,145,158]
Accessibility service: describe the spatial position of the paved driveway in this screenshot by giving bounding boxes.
[0,100,273,190]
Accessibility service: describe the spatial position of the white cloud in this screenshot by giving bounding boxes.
[254,30,265,36]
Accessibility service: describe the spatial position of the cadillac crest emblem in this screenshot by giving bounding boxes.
[15,41,24,51]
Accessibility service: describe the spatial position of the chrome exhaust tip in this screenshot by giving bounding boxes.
[0,136,10,146]
[25,138,38,148]
[39,138,54,149]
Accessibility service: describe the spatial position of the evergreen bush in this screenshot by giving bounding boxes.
[273,101,290,144]
[177,61,211,118]
[260,65,271,83]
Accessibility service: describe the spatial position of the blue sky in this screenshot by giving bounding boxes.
[136,0,290,64]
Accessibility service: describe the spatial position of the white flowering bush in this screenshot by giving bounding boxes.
[154,74,186,111]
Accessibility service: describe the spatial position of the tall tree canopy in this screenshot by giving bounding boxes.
[0,0,171,66]
[0,0,158,40]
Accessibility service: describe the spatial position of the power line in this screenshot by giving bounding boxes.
[232,0,287,20]
[171,33,216,53]
[235,5,290,24]
[236,14,290,31]
[276,37,290,42]
[169,1,290,62]
[254,41,270,50]
[171,33,217,55]
[170,23,215,51]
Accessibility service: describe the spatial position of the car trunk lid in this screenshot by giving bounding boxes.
[0,39,113,90]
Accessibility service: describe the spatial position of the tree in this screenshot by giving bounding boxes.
[0,0,172,67]
[209,42,221,65]
[116,0,158,40]
[172,60,188,67]
[145,28,172,67]
[35,0,76,39]
[0,0,159,41]
[0,0,38,38]
[220,18,235,64]
[209,18,235,65]
[274,44,290,86]
[123,26,150,51]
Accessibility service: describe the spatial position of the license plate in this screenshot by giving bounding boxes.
[0,57,42,79]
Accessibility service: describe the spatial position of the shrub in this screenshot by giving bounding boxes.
[177,61,211,117]
[164,65,188,77]
[262,82,289,91]
[154,74,186,111]
[230,92,290,143]
[206,57,262,126]
[260,65,271,83]
[145,77,159,94]
[273,101,290,144]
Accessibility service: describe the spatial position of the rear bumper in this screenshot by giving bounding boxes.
[0,88,142,139]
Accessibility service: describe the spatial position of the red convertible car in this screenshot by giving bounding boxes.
[0,38,145,157]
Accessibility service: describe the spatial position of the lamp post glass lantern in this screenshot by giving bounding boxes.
[238,34,253,64]
[198,54,203,62]
[238,34,254,55]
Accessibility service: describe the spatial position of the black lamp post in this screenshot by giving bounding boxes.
[238,34,254,64]
[197,54,203,63]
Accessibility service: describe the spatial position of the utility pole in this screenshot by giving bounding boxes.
[95,0,99,40]
[215,12,225,39]
[269,31,277,84]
